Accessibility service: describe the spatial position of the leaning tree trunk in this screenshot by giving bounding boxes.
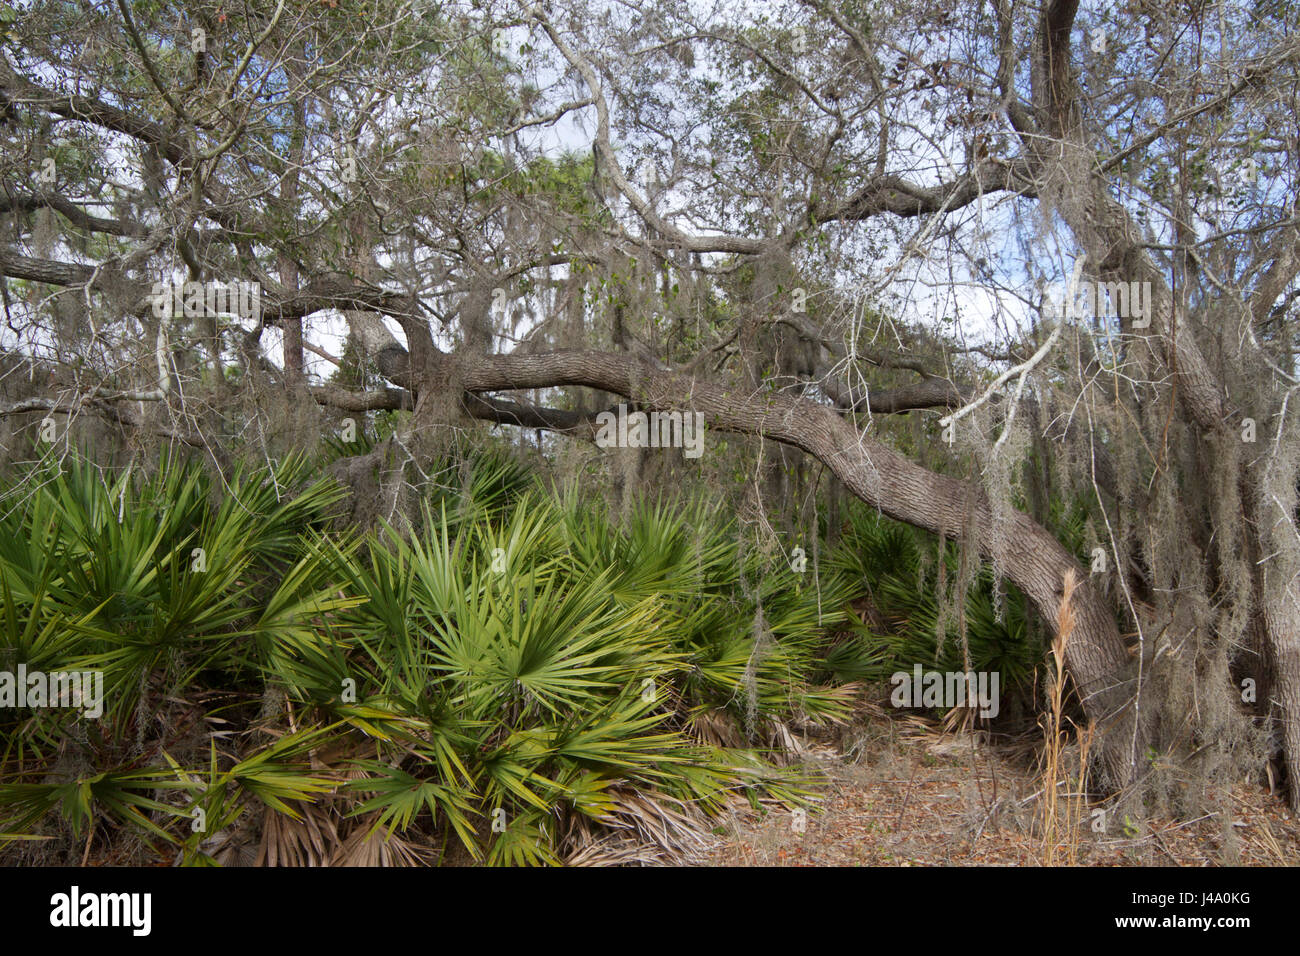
[455,347,1143,786]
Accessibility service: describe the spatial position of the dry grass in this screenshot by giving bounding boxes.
[1039,569,1095,865]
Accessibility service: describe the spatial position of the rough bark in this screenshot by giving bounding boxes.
[1032,0,1300,811]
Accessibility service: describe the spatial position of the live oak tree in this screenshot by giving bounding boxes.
[3,0,1299,810]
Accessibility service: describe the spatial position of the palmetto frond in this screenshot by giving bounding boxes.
[0,450,859,865]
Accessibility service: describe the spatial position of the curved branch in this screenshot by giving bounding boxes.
[453,345,1137,782]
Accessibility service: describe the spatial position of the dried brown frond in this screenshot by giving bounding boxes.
[560,786,719,866]
[328,814,435,867]
[256,803,340,867]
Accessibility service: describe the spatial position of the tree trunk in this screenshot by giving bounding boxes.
[456,348,1143,784]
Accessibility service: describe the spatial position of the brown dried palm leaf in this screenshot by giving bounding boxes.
[256,802,340,867]
[559,811,666,866]
[204,812,261,867]
[568,786,717,865]
[893,712,943,739]
[686,708,744,748]
[565,834,676,866]
[327,815,434,867]
[940,704,977,737]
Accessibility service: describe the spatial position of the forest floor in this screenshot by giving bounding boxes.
[703,715,1299,866]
